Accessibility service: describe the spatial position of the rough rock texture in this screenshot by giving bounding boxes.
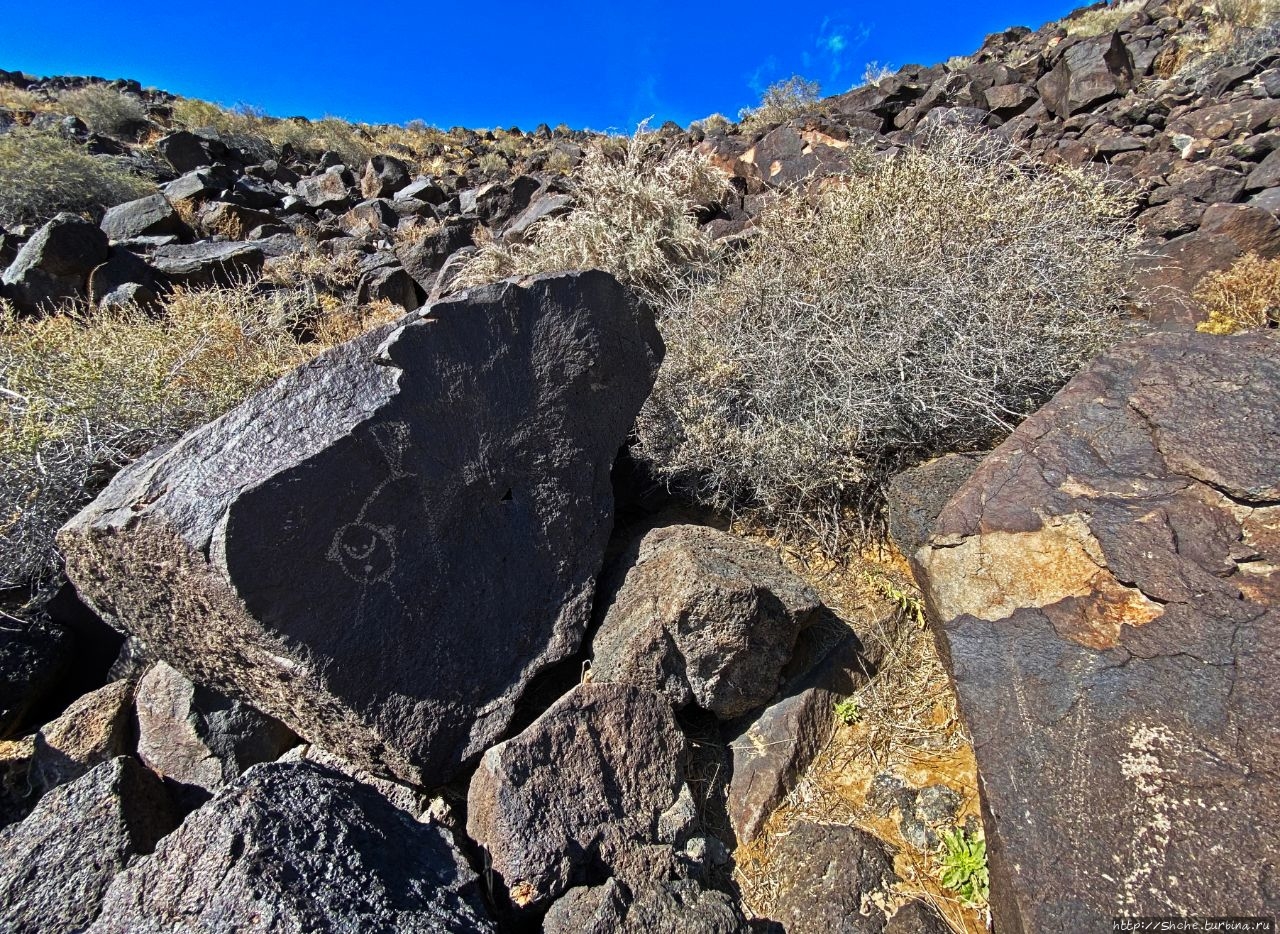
[885,453,984,557]
[591,524,821,719]
[99,194,187,242]
[1037,33,1134,118]
[0,757,174,934]
[0,614,72,739]
[148,240,265,288]
[1,212,109,311]
[59,270,663,785]
[32,678,134,793]
[278,743,426,817]
[467,682,690,910]
[361,154,411,199]
[726,627,866,843]
[135,661,298,796]
[543,878,744,934]
[86,761,495,933]
[915,331,1280,932]
[766,821,903,934]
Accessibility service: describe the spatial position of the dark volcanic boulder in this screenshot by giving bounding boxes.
[31,679,134,793]
[135,661,298,797]
[1,212,109,312]
[396,219,475,292]
[361,154,411,199]
[0,757,175,934]
[766,821,904,934]
[915,331,1280,932]
[86,760,495,933]
[295,170,352,210]
[99,194,187,242]
[59,270,663,785]
[1037,32,1134,118]
[543,878,744,934]
[149,240,265,288]
[467,682,690,910]
[885,453,983,557]
[591,524,821,718]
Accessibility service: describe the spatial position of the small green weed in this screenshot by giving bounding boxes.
[834,697,861,725]
[937,827,989,907]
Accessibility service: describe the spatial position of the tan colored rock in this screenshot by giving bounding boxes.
[32,680,133,793]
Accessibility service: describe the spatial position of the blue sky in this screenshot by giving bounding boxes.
[2,0,1081,130]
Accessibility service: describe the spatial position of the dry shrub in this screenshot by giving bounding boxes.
[0,86,51,114]
[739,76,823,131]
[455,130,730,304]
[690,113,732,135]
[1064,0,1146,36]
[58,87,148,137]
[0,280,394,587]
[1195,252,1280,333]
[635,129,1137,547]
[1171,0,1280,83]
[0,128,155,226]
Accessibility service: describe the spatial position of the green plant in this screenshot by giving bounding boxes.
[867,573,927,627]
[59,86,148,137]
[0,128,156,226]
[937,827,989,907]
[738,76,822,130]
[634,128,1136,547]
[834,697,861,725]
[456,127,730,304]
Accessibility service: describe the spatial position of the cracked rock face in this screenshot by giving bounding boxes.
[58,270,662,786]
[915,331,1280,933]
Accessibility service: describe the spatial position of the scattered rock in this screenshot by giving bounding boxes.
[591,524,821,719]
[87,760,495,933]
[467,682,690,910]
[1,212,109,312]
[99,194,187,242]
[1037,33,1134,118]
[361,154,411,199]
[544,878,745,934]
[916,330,1280,931]
[885,453,984,557]
[148,240,265,288]
[31,679,134,793]
[0,757,174,934]
[59,271,663,786]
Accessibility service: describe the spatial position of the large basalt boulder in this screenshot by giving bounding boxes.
[294,170,352,210]
[1,212,109,312]
[86,761,495,933]
[361,154,411,199]
[59,270,662,785]
[590,524,821,719]
[1037,32,1134,118]
[148,240,265,288]
[543,878,745,934]
[915,331,1280,932]
[885,453,984,558]
[396,219,475,292]
[0,757,175,934]
[467,682,691,910]
[135,661,298,797]
[99,194,187,242]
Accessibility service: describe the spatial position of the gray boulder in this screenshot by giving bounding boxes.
[0,757,175,934]
[361,154,411,199]
[591,524,821,718]
[885,453,983,558]
[467,682,690,910]
[295,170,352,210]
[86,761,495,933]
[1037,32,1134,118]
[99,194,187,242]
[2,213,109,312]
[148,240,265,288]
[135,661,298,797]
[396,219,475,292]
[544,878,744,934]
[59,270,663,785]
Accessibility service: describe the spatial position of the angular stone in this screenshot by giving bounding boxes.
[2,213,109,312]
[726,629,866,844]
[1037,33,1134,118]
[544,878,744,934]
[87,761,495,933]
[503,193,573,243]
[356,264,421,310]
[295,170,352,210]
[1131,231,1241,329]
[0,757,174,934]
[149,240,265,288]
[87,247,156,305]
[361,154,411,199]
[468,682,689,910]
[341,198,398,237]
[767,822,903,934]
[135,661,297,797]
[32,679,134,793]
[99,194,186,242]
[1199,202,1280,258]
[59,271,662,785]
[591,524,821,719]
[1247,148,1280,192]
[155,131,221,173]
[915,331,1280,932]
[395,219,475,292]
[886,453,984,558]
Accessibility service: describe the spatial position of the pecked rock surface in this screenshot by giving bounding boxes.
[590,524,822,719]
[86,760,495,933]
[467,682,691,911]
[59,270,663,785]
[915,330,1280,932]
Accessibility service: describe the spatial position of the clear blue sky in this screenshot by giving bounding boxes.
[1,1,1081,130]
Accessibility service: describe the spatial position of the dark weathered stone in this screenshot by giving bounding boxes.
[342,198,399,237]
[726,628,866,843]
[0,614,72,739]
[1,213,109,312]
[99,194,187,242]
[467,682,690,910]
[87,761,495,933]
[915,331,1280,933]
[591,524,821,719]
[135,661,297,797]
[0,757,174,934]
[87,247,156,305]
[155,130,222,173]
[503,192,573,243]
[31,679,134,793]
[1037,33,1134,117]
[1131,231,1241,329]
[356,264,421,310]
[396,219,475,291]
[766,821,901,934]
[149,240,265,288]
[295,170,352,210]
[544,878,745,934]
[886,453,984,558]
[59,271,662,785]
[1199,202,1280,258]
[361,154,411,199]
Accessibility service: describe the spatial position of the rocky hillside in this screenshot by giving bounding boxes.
[0,0,1277,931]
